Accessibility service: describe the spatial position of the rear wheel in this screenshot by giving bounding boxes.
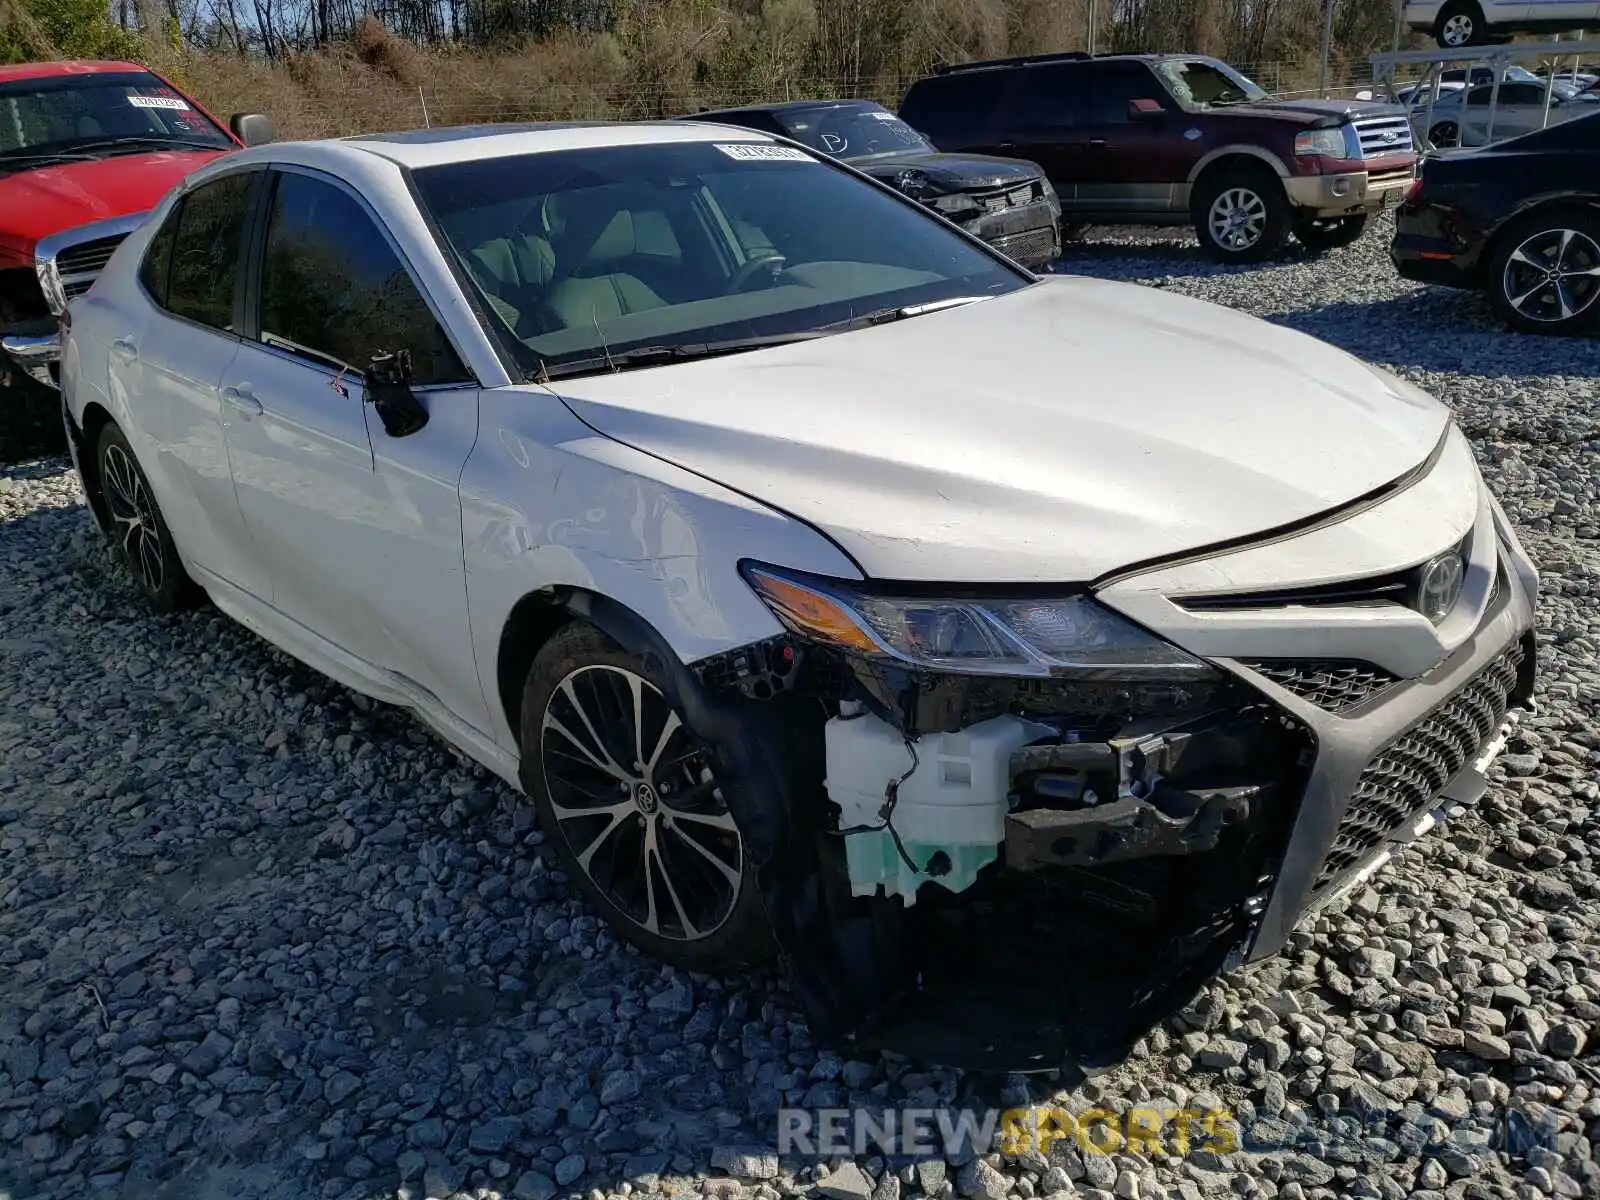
[1193,165,1290,262]
[94,422,201,613]
[1294,213,1369,254]
[1435,1,1486,48]
[519,622,772,971]
[1429,121,1461,149]
[1487,208,1600,336]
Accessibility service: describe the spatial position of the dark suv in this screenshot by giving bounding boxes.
[689,100,1061,270]
[899,52,1420,261]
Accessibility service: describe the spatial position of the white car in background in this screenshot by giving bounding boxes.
[1404,0,1600,47]
[58,121,1539,1059]
[1407,78,1594,145]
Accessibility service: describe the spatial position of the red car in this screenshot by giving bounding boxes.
[1,60,272,420]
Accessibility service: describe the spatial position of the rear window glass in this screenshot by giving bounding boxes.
[899,73,1007,144]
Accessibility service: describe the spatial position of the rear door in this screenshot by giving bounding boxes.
[219,165,489,729]
[129,169,270,599]
[988,64,1091,206]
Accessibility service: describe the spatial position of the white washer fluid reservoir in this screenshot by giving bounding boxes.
[823,710,1055,904]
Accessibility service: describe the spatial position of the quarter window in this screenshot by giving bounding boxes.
[137,205,179,306]
[164,172,254,331]
[257,171,468,386]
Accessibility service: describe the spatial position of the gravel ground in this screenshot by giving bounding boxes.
[2,216,1597,1200]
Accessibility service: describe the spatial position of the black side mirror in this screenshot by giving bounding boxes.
[1128,98,1164,120]
[365,350,429,438]
[229,112,276,147]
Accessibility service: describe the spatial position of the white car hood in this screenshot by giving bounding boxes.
[549,276,1448,583]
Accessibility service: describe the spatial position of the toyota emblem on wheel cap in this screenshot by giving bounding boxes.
[1417,550,1466,624]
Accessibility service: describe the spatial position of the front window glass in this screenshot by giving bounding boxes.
[772,104,935,158]
[1154,60,1269,110]
[412,140,1027,378]
[0,71,231,169]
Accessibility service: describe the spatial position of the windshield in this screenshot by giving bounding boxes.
[1154,59,1269,110]
[770,104,935,159]
[411,140,1028,378]
[0,71,231,168]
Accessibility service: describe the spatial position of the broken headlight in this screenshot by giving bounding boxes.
[741,563,1213,680]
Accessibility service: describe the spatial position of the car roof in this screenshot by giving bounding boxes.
[0,59,150,84]
[334,119,778,169]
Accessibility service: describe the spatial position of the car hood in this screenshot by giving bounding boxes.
[1220,97,1410,125]
[548,276,1448,584]
[850,151,1044,190]
[0,150,223,253]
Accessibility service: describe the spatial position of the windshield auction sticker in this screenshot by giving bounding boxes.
[128,95,192,110]
[713,143,813,162]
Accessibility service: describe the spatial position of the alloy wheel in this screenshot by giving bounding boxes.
[101,442,166,595]
[539,663,744,941]
[1208,187,1268,251]
[1500,228,1600,325]
[1440,14,1474,46]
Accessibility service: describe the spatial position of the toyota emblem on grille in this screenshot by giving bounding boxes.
[1417,550,1465,624]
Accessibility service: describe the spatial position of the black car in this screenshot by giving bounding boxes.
[1392,110,1600,336]
[687,99,1062,270]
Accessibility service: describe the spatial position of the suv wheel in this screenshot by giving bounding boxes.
[1294,213,1368,254]
[1487,208,1600,337]
[1193,166,1289,263]
[1435,2,1486,48]
[519,622,773,972]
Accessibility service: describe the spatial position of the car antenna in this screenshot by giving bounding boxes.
[591,310,617,373]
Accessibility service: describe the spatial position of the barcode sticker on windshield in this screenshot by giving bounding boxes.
[129,95,191,111]
[714,143,813,162]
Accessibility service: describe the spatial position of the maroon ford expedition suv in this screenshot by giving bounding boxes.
[899,52,1420,262]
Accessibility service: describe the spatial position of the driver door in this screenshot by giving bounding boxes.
[220,165,492,732]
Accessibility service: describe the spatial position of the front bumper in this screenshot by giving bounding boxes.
[960,199,1061,269]
[1,323,60,389]
[1284,165,1416,218]
[1239,547,1536,962]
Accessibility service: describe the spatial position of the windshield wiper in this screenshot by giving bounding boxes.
[71,136,225,154]
[0,150,98,168]
[819,294,992,331]
[533,330,830,381]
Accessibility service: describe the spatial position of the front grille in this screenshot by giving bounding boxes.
[51,234,129,305]
[1243,660,1399,713]
[989,225,1057,268]
[1312,643,1523,891]
[976,182,1040,213]
[1352,114,1415,158]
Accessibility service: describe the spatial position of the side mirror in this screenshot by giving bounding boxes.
[1128,98,1164,119]
[365,349,429,438]
[229,112,276,147]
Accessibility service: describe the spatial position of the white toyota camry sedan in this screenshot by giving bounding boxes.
[59,120,1538,1062]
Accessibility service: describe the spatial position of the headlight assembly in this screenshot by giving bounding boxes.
[741,563,1212,680]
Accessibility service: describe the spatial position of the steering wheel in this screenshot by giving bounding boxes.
[726,251,788,294]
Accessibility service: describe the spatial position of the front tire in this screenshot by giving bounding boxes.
[1486,208,1600,337]
[1193,165,1290,262]
[1294,212,1369,254]
[1435,1,1486,47]
[519,622,772,972]
[94,422,199,613]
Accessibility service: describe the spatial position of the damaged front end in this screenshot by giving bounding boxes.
[688,564,1320,1071]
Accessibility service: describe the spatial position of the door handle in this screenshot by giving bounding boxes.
[110,337,138,362]
[220,384,263,419]
[998,140,1016,149]
[1088,138,1107,149]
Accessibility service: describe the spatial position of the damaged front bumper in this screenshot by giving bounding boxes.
[694,526,1538,1070]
